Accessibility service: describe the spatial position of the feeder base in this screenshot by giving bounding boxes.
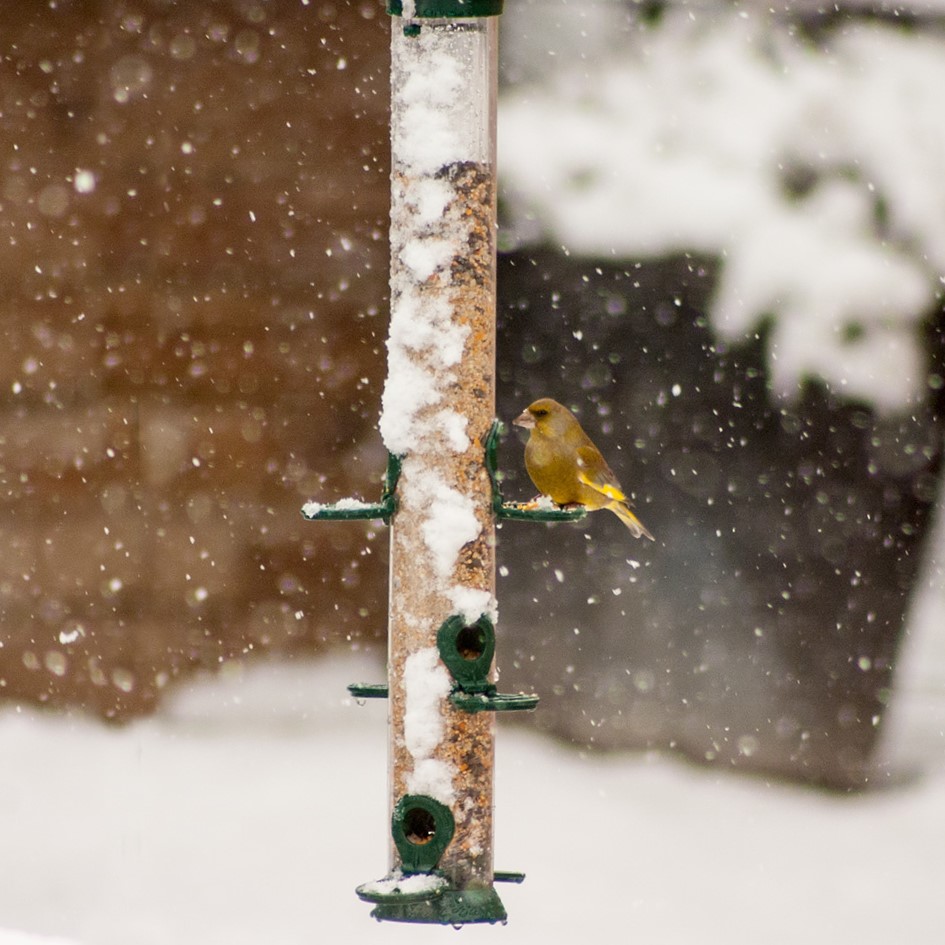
[369,885,507,926]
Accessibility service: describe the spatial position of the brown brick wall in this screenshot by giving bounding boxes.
[0,1,392,718]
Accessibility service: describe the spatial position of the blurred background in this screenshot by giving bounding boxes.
[0,0,391,719]
[1,1,944,941]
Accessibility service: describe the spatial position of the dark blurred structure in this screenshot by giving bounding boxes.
[496,250,943,789]
[0,1,392,717]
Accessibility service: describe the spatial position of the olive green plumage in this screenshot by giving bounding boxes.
[513,397,654,541]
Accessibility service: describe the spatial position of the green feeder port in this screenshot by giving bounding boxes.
[354,794,523,924]
[436,614,495,693]
[437,614,540,712]
[347,615,538,713]
[347,682,538,713]
[392,794,454,874]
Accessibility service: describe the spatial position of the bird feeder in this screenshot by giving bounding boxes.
[302,0,584,926]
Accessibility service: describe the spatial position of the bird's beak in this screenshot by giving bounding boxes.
[513,409,535,429]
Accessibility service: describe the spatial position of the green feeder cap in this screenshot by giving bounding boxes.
[388,0,503,16]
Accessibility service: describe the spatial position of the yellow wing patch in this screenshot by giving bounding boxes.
[577,469,626,503]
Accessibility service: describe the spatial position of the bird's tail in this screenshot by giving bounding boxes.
[609,501,655,541]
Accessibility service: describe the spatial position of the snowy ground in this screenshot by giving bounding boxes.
[0,648,942,945]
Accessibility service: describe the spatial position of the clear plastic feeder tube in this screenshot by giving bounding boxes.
[390,15,498,179]
[383,4,501,909]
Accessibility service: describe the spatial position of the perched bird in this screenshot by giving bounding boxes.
[513,397,654,540]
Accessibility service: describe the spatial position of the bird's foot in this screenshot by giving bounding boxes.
[517,496,545,510]
[519,495,579,512]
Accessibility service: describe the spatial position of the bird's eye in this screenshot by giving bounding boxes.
[533,409,547,417]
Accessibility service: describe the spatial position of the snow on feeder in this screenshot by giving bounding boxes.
[301,0,568,926]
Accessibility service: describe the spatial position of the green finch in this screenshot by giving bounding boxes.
[513,397,654,540]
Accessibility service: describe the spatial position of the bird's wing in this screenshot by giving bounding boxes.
[575,446,628,503]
